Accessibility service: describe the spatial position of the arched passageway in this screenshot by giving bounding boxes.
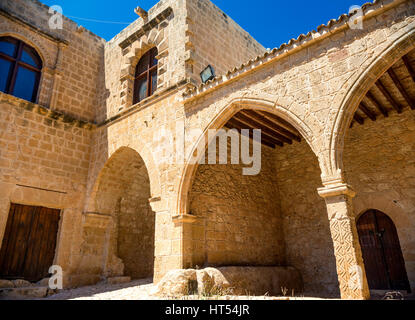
[342,48,415,293]
[84,147,155,280]
[185,105,339,297]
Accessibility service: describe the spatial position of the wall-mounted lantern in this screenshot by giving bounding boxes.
[200,65,215,84]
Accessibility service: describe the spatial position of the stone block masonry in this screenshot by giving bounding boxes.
[0,0,414,300]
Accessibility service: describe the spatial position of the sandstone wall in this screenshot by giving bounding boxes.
[78,147,155,282]
[274,140,339,297]
[117,164,155,279]
[85,91,185,283]
[185,0,265,85]
[101,0,188,121]
[181,0,415,183]
[101,0,265,122]
[344,110,415,292]
[189,139,285,268]
[0,93,93,287]
[0,0,104,287]
[0,0,105,122]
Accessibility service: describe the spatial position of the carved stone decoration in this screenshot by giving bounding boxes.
[118,7,172,111]
[318,184,370,300]
[134,7,148,20]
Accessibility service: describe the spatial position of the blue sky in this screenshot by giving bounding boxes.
[40,0,369,48]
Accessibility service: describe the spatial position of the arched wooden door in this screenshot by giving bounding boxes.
[357,209,410,292]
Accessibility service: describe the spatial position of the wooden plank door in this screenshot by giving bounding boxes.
[357,209,410,292]
[375,212,411,291]
[0,204,60,282]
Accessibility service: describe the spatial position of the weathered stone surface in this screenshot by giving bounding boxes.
[0,0,414,301]
[189,146,284,267]
[197,267,232,296]
[153,267,302,297]
[12,280,33,288]
[36,278,50,287]
[0,287,49,299]
[217,267,303,296]
[152,269,198,297]
[0,280,14,289]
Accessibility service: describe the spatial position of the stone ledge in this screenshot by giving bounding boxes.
[0,92,96,130]
[172,214,198,224]
[318,183,356,199]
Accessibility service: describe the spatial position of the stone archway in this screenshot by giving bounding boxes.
[330,28,415,180]
[176,98,316,218]
[178,98,339,297]
[82,147,155,280]
[325,28,415,298]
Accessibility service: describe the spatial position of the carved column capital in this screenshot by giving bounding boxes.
[320,183,370,299]
[318,183,356,199]
[172,213,198,225]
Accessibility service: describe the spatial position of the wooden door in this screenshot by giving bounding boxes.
[357,209,410,292]
[0,204,60,282]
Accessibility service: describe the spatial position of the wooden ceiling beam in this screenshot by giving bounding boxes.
[233,112,293,144]
[387,68,415,110]
[402,55,415,83]
[354,113,364,125]
[239,127,277,149]
[241,110,302,142]
[228,118,284,147]
[375,80,403,113]
[225,124,282,149]
[224,123,276,149]
[226,118,283,147]
[359,101,377,121]
[256,111,300,137]
[366,91,389,117]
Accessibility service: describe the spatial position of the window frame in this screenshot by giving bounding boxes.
[0,37,43,103]
[133,47,158,104]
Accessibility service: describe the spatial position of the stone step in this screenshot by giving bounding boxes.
[0,287,50,299]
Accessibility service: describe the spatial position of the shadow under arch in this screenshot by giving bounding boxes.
[329,27,415,181]
[176,97,317,217]
[84,146,156,280]
[87,145,161,213]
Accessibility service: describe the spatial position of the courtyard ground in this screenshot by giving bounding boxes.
[43,279,323,300]
[2,279,414,300]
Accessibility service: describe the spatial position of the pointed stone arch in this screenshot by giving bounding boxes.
[86,144,162,215]
[329,27,415,184]
[176,97,318,217]
[81,146,156,280]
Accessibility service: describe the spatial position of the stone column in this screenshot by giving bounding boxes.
[172,214,197,269]
[318,183,370,300]
[151,198,195,283]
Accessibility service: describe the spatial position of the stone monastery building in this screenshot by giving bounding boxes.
[0,0,414,300]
